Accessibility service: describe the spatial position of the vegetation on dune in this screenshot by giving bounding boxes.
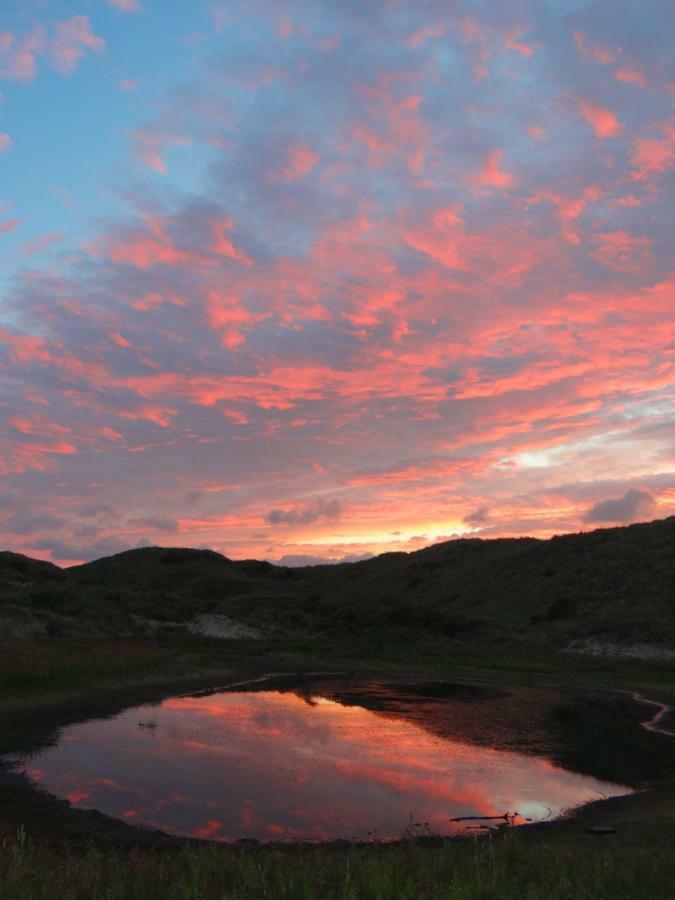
[2,517,675,649]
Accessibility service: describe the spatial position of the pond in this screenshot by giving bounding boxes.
[17,680,630,842]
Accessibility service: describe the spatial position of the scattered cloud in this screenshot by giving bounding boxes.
[265,499,342,527]
[584,489,656,524]
[32,535,133,563]
[6,513,64,535]
[591,230,653,272]
[105,0,141,11]
[0,25,46,82]
[275,552,373,567]
[0,17,104,82]
[574,97,622,138]
[49,16,105,76]
[126,516,179,532]
[470,149,514,192]
[631,123,675,180]
[464,507,491,527]
[614,68,647,89]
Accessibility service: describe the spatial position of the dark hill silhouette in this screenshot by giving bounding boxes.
[2,517,675,649]
[0,551,65,585]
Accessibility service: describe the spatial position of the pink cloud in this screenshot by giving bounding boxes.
[505,31,537,57]
[109,332,132,349]
[275,144,318,182]
[132,124,190,174]
[572,31,617,65]
[317,35,341,52]
[49,17,105,76]
[0,133,12,152]
[0,26,46,82]
[132,292,185,311]
[209,220,252,266]
[530,186,601,244]
[21,232,62,256]
[99,215,189,268]
[613,68,648,89]
[574,97,622,138]
[591,230,654,272]
[120,406,178,427]
[631,124,675,180]
[277,19,293,39]
[0,218,20,234]
[409,24,445,49]
[353,75,428,175]
[205,290,264,348]
[211,2,228,33]
[105,0,141,11]
[470,149,514,191]
[527,125,546,140]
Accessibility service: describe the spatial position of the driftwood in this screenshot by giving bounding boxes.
[449,813,514,822]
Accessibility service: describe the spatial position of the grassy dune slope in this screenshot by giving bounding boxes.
[2,516,675,649]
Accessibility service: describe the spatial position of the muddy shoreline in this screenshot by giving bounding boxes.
[1,664,674,851]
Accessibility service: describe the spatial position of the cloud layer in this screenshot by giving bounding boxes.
[0,0,674,563]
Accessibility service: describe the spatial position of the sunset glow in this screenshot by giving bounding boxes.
[1,1,673,564]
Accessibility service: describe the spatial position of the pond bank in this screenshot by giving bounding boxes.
[1,661,674,852]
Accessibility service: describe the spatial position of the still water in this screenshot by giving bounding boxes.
[20,686,629,841]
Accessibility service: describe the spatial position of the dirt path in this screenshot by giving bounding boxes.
[627,690,675,737]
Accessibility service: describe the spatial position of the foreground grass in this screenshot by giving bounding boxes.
[1,834,674,900]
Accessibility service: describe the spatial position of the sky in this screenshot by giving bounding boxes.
[0,0,674,566]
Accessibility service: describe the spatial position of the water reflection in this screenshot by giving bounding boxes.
[20,688,629,841]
